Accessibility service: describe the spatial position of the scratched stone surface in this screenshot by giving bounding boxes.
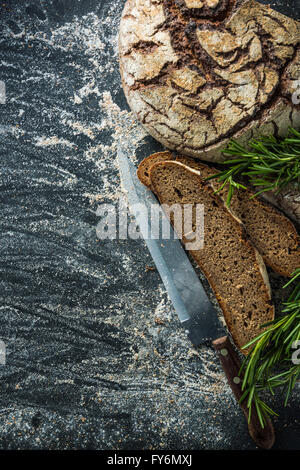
[0,0,299,451]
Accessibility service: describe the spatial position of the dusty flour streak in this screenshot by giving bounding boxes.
[72,82,101,104]
[25,13,106,55]
[35,136,76,148]
[61,119,97,140]
[99,91,148,163]
[82,91,147,203]
[19,10,147,203]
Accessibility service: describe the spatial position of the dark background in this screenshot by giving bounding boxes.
[0,0,299,451]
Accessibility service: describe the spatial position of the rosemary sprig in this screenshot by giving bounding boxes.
[206,128,300,206]
[205,128,300,424]
[240,268,300,427]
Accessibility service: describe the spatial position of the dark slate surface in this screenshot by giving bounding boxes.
[0,0,299,451]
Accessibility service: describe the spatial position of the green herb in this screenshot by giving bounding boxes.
[206,128,300,206]
[205,128,300,425]
[240,268,300,427]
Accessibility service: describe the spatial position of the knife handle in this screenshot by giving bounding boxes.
[212,336,275,450]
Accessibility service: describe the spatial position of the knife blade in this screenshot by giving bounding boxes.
[117,145,275,449]
[117,146,224,345]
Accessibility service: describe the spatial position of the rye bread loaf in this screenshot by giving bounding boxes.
[119,0,300,162]
[149,160,274,350]
[138,152,300,277]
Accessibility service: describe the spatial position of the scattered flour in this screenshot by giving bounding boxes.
[35,136,76,148]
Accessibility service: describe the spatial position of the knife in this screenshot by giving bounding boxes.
[117,145,275,450]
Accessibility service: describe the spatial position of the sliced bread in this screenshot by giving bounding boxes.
[137,151,175,190]
[138,152,300,278]
[149,161,275,351]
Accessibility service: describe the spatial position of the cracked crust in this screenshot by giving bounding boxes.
[261,184,300,226]
[119,0,300,161]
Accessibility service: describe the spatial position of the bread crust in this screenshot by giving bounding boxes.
[119,0,300,162]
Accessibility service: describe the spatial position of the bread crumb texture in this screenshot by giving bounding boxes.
[149,160,275,350]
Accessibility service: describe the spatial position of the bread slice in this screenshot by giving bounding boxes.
[137,151,174,190]
[149,161,274,351]
[138,152,300,278]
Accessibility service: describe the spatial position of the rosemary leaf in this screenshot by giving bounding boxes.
[207,128,300,206]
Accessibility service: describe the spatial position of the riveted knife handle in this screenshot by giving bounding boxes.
[212,336,275,450]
